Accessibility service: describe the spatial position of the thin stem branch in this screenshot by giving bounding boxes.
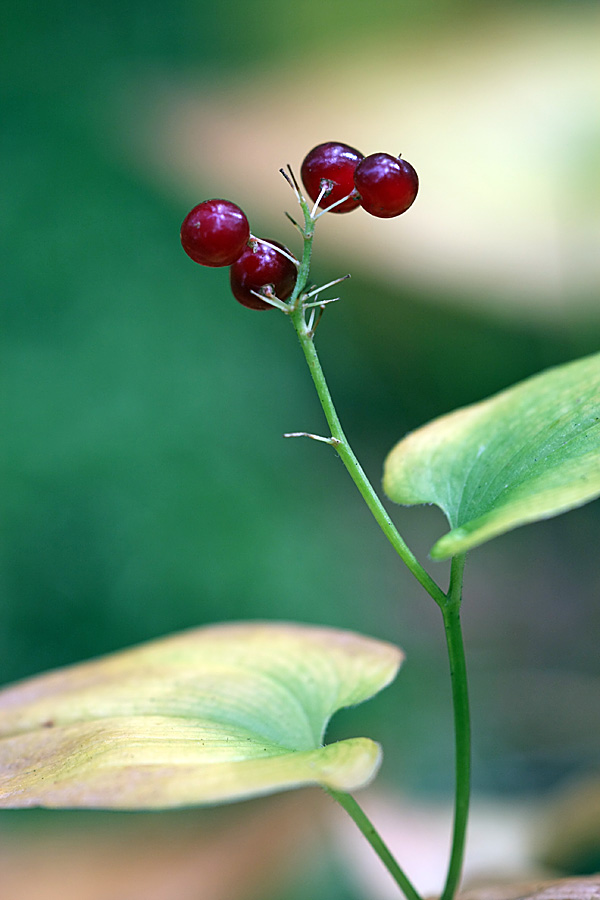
[250,236,299,267]
[440,554,470,900]
[327,790,423,900]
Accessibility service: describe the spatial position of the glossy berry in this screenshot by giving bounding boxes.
[181,199,250,267]
[354,153,419,218]
[230,240,297,310]
[301,142,364,213]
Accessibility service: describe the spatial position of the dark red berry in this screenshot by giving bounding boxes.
[300,142,364,214]
[354,153,419,218]
[230,240,297,310]
[181,199,250,267]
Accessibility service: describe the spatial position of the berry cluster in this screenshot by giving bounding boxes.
[180,199,297,310]
[180,142,419,311]
[301,141,418,218]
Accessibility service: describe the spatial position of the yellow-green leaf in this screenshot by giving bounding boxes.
[0,621,402,809]
[384,353,600,559]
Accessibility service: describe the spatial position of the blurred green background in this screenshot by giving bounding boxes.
[2,0,600,896]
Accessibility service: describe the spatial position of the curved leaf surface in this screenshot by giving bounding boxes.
[384,353,600,559]
[0,621,402,809]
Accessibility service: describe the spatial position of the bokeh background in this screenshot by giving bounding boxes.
[2,0,600,897]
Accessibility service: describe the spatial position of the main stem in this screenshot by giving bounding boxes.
[292,307,472,898]
[285,197,471,899]
[440,555,470,900]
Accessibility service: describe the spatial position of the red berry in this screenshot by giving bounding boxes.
[300,142,364,214]
[181,199,250,267]
[354,153,419,218]
[230,240,297,310]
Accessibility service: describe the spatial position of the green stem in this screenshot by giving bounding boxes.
[291,307,470,897]
[289,307,446,608]
[440,555,470,900]
[284,194,470,899]
[327,789,423,900]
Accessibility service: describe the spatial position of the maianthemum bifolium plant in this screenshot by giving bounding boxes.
[1,141,600,900]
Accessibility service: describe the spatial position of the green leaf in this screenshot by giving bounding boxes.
[0,622,402,809]
[383,352,600,559]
